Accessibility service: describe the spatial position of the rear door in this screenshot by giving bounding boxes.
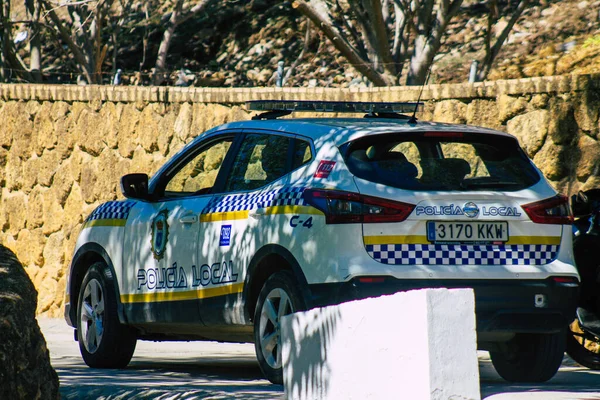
[196,131,299,326]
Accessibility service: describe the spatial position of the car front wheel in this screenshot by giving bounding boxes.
[489,331,565,382]
[253,271,306,384]
[77,262,137,368]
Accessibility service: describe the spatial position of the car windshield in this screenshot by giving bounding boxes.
[342,132,540,191]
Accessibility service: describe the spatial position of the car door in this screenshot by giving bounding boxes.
[196,131,296,326]
[121,134,237,328]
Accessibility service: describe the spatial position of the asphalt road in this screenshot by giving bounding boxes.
[39,318,600,400]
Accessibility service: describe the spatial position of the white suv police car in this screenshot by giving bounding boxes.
[65,101,579,384]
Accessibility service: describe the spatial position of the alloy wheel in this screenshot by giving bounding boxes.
[79,278,105,354]
[258,288,293,369]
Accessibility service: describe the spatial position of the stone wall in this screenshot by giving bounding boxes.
[0,74,599,317]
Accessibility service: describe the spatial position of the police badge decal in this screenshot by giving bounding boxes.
[151,209,169,260]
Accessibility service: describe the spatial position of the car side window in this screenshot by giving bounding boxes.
[292,138,312,170]
[224,133,291,192]
[163,138,233,197]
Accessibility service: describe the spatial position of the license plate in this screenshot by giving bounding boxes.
[427,221,508,243]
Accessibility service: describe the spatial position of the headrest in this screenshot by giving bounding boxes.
[366,146,409,163]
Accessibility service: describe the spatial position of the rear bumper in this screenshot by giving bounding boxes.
[308,278,579,336]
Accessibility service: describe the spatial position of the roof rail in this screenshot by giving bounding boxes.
[247,100,423,120]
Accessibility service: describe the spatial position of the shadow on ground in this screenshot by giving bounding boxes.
[57,357,282,400]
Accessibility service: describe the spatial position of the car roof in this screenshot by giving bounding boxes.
[202,118,515,146]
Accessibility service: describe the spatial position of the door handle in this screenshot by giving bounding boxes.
[249,207,266,219]
[179,214,198,224]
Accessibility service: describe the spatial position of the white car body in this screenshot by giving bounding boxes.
[65,102,579,384]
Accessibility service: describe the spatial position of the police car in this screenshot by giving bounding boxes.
[65,101,579,384]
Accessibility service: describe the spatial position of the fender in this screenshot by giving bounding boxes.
[68,243,127,326]
[243,244,312,321]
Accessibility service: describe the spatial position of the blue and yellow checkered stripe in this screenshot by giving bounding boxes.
[84,200,137,228]
[366,243,559,266]
[203,187,305,214]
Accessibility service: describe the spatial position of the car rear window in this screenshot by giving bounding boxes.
[342,132,540,191]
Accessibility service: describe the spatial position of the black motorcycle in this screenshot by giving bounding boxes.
[566,189,600,369]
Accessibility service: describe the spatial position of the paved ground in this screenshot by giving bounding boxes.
[40,318,600,400]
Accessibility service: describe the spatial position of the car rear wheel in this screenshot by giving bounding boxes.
[254,271,306,384]
[489,332,565,382]
[77,262,137,368]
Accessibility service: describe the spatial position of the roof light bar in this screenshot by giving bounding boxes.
[247,100,423,114]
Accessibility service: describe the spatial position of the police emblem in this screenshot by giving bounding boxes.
[151,209,169,260]
[463,202,480,218]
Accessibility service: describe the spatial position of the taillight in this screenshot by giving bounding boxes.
[522,195,573,225]
[303,189,415,224]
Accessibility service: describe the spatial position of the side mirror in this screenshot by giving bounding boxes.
[121,173,149,199]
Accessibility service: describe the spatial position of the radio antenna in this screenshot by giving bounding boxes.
[408,61,434,125]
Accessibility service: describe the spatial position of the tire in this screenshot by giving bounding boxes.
[489,332,565,382]
[77,262,137,368]
[253,271,306,384]
[566,319,600,370]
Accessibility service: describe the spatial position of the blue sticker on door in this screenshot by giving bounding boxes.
[220,225,232,246]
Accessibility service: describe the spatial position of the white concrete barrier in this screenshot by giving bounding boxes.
[281,288,480,400]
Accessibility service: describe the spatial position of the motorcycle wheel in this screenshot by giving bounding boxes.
[566,319,600,370]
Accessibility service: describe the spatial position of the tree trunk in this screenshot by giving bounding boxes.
[362,0,398,83]
[41,0,94,83]
[152,0,184,86]
[27,0,42,82]
[406,0,463,85]
[68,5,95,78]
[151,0,212,86]
[476,0,530,81]
[0,0,7,82]
[0,0,31,82]
[335,0,369,60]
[110,1,133,75]
[139,2,149,72]
[1,0,12,82]
[283,19,311,86]
[293,0,391,86]
[407,34,432,85]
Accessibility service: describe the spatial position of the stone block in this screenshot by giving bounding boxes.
[41,190,64,235]
[77,107,107,156]
[32,102,57,156]
[548,99,577,145]
[433,99,467,124]
[507,109,550,157]
[497,94,528,122]
[282,289,479,400]
[576,135,600,181]
[533,141,570,181]
[575,89,600,134]
[1,190,28,236]
[466,99,501,129]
